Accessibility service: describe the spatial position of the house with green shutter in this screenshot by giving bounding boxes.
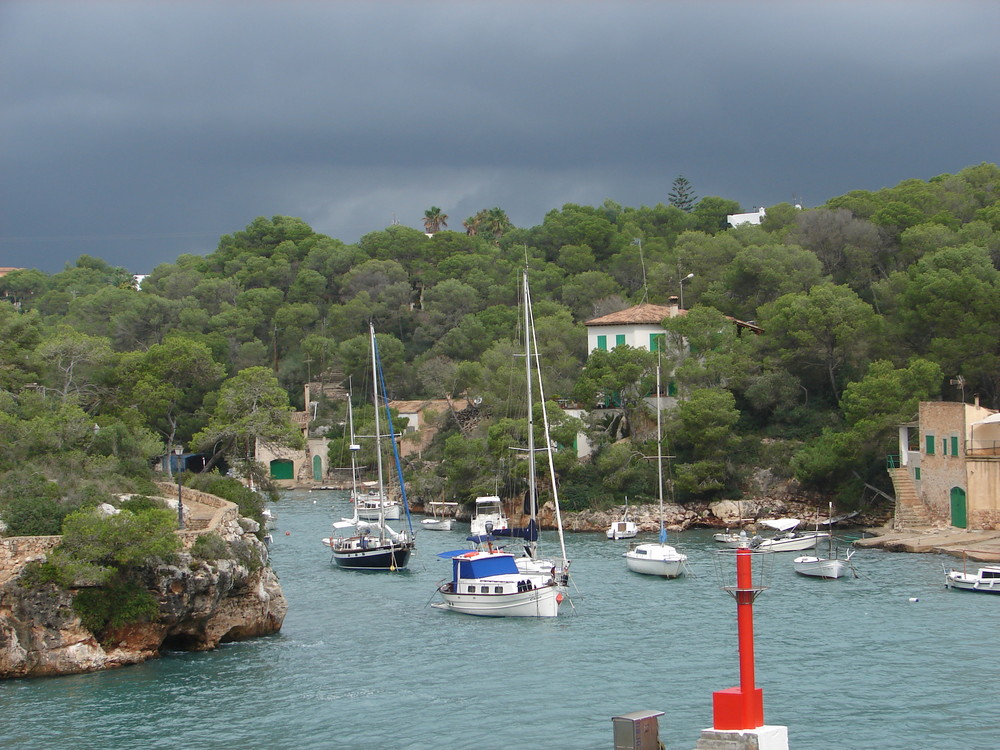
[893,399,1000,530]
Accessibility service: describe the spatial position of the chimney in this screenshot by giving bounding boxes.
[668,295,680,316]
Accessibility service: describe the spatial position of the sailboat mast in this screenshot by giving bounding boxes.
[523,269,538,559]
[348,382,360,510]
[369,323,387,542]
[656,361,665,543]
[525,272,569,573]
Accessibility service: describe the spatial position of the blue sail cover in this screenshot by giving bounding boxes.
[455,554,519,580]
[491,518,539,542]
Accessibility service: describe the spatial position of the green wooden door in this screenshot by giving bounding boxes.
[313,455,322,481]
[950,487,967,529]
[271,459,294,480]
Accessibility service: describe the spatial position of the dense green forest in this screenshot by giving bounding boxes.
[3,163,1000,533]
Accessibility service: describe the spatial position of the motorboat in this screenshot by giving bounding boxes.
[432,537,563,617]
[713,529,747,545]
[323,324,415,571]
[606,505,638,540]
[624,363,688,578]
[945,562,1000,594]
[793,503,855,579]
[354,483,401,521]
[470,495,508,536]
[421,501,457,531]
[748,518,829,552]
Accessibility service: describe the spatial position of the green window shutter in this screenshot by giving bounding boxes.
[616,334,626,347]
[942,438,947,456]
[597,335,607,351]
[925,435,935,455]
[951,436,959,456]
[667,380,677,397]
[650,333,665,352]
[914,467,921,481]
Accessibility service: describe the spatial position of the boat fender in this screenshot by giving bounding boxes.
[908,597,919,602]
[556,593,564,604]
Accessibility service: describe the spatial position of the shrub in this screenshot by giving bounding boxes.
[0,495,71,536]
[73,581,160,633]
[190,532,229,562]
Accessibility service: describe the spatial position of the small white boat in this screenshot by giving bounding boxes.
[793,504,855,579]
[433,540,563,617]
[793,549,855,579]
[945,561,1000,594]
[606,505,638,540]
[713,529,747,545]
[262,507,276,529]
[623,364,687,579]
[354,484,401,521]
[625,539,687,578]
[421,501,457,531]
[748,518,829,552]
[469,495,508,536]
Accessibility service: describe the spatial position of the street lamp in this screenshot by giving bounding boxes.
[679,272,694,310]
[173,445,184,530]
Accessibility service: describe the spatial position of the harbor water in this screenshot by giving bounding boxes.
[1,489,995,750]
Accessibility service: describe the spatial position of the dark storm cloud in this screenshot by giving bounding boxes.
[1,1,998,272]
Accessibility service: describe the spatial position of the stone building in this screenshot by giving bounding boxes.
[894,399,1000,530]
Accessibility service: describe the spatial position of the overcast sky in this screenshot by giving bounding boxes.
[2,1,998,274]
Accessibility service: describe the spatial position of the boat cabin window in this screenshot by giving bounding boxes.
[983,570,1000,579]
[480,586,490,594]
[494,586,504,593]
[636,549,648,556]
[467,586,476,593]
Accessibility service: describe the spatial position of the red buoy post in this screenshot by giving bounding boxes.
[712,544,764,730]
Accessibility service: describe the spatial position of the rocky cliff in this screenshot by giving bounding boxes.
[0,491,287,679]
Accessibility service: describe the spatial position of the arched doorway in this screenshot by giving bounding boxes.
[949,486,967,529]
[313,455,323,481]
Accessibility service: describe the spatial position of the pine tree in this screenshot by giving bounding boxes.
[668,176,698,212]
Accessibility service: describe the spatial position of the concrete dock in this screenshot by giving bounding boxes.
[854,525,1000,562]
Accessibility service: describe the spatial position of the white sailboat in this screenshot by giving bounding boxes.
[499,269,570,584]
[322,324,414,571]
[624,364,687,578]
[434,270,570,616]
[793,503,855,578]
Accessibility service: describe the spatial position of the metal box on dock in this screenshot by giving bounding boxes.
[611,710,664,750]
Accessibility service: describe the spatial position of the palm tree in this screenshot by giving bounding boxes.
[423,207,448,234]
[463,214,482,236]
[486,207,512,243]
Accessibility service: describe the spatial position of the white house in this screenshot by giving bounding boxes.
[726,207,767,226]
[584,298,686,354]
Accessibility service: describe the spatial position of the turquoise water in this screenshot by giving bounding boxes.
[2,489,996,750]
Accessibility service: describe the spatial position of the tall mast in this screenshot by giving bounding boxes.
[657,360,666,544]
[526,271,569,573]
[523,269,538,560]
[369,322,386,542]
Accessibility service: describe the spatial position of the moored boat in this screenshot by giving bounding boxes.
[606,505,638,540]
[945,561,1000,593]
[433,539,562,617]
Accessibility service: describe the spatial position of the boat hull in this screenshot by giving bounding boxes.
[606,522,637,540]
[793,555,848,579]
[753,531,829,552]
[945,567,1000,593]
[435,583,561,617]
[421,518,452,531]
[357,504,401,521]
[327,541,414,570]
[624,543,687,578]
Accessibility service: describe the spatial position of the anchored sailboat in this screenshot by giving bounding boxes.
[624,362,688,578]
[322,324,414,570]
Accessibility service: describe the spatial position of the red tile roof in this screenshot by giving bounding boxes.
[584,303,682,327]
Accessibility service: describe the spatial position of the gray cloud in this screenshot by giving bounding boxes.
[2,1,998,272]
